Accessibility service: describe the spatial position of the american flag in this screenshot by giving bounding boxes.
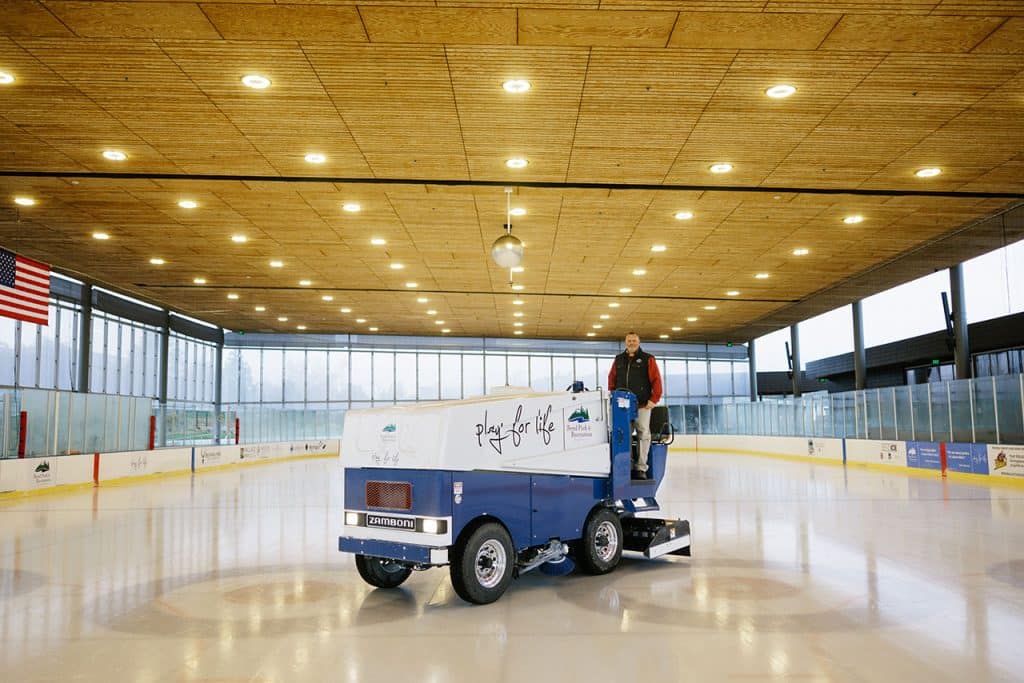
[0,248,50,326]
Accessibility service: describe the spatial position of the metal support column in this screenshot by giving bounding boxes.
[790,325,801,398]
[950,264,971,380]
[852,300,867,390]
[158,313,170,447]
[77,284,92,392]
[214,331,224,444]
[748,339,758,401]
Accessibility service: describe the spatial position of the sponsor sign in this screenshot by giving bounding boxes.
[945,442,988,474]
[906,442,942,470]
[366,514,415,531]
[373,423,400,466]
[988,444,1024,478]
[472,402,558,456]
[563,405,600,447]
[31,459,53,487]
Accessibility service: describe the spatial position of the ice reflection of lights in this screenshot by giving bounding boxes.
[769,651,789,677]
[738,617,755,653]
[694,575,709,606]
[714,601,729,628]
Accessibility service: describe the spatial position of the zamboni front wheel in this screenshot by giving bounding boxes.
[450,522,515,604]
[576,507,623,575]
[355,554,412,588]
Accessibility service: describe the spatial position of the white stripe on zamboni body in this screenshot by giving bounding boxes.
[342,388,611,475]
[342,521,454,547]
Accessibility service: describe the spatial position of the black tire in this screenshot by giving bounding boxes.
[576,507,623,575]
[449,522,515,605]
[355,554,412,588]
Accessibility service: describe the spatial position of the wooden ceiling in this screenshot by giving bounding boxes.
[1,2,1022,343]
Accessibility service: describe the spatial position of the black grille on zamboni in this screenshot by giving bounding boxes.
[366,481,412,510]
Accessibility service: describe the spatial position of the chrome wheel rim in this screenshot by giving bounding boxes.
[595,520,619,562]
[474,539,507,588]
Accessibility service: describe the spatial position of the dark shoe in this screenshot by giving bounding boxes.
[631,469,643,479]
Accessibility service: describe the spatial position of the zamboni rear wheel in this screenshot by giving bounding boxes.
[576,507,623,575]
[450,522,515,605]
[355,554,412,588]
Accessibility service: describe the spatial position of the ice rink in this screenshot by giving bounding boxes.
[2,452,1023,682]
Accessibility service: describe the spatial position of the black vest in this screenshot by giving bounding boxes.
[613,348,653,405]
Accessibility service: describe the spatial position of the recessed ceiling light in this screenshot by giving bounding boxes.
[299,280,312,286]
[355,318,366,323]
[149,258,165,265]
[587,332,596,337]
[765,84,797,99]
[843,215,864,224]
[514,330,524,335]
[242,74,271,89]
[435,320,445,325]
[600,314,610,320]
[390,263,404,270]
[342,203,361,212]
[193,277,207,284]
[298,325,308,330]
[340,307,351,313]
[755,273,769,279]
[915,167,942,178]
[672,326,682,331]
[406,282,418,288]
[0,72,14,84]
[512,299,524,305]
[609,302,620,308]
[726,290,739,296]
[513,312,524,318]
[102,150,127,161]
[322,295,334,301]
[592,324,602,329]
[792,248,809,256]
[427,309,437,315]
[619,288,632,294]
[278,316,289,322]
[92,232,110,240]
[231,234,247,243]
[269,260,284,268]
[514,322,524,327]
[704,305,717,310]
[511,266,525,273]
[650,244,666,253]
[178,200,197,209]
[511,284,524,291]
[416,297,428,304]
[502,79,531,93]
[632,269,646,276]
[510,207,527,217]
[228,293,240,300]
[14,197,35,206]
[368,327,378,332]
[441,328,450,333]
[674,211,693,220]
[506,158,528,169]
[370,238,386,246]
[304,153,326,164]
[709,163,733,174]
[660,334,669,339]
[255,306,266,312]
[687,316,698,322]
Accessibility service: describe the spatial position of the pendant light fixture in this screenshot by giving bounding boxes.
[491,187,524,269]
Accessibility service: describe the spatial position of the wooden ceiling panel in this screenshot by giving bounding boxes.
[518,9,677,47]
[1,1,74,37]
[361,7,516,44]
[973,17,1024,52]
[43,1,220,40]
[200,4,367,42]
[668,11,839,50]
[821,14,1005,52]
